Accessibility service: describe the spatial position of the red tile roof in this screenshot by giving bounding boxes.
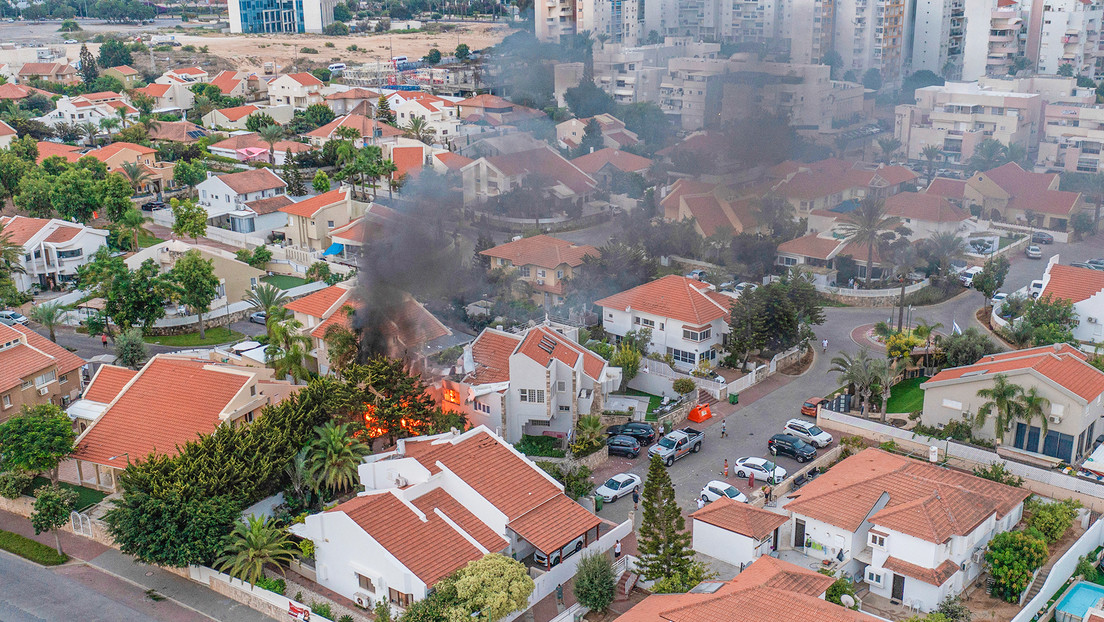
[978,162,1081,216]
[777,233,846,260]
[391,146,425,179]
[306,115,404,141]
[213,104,259,122]
[925,343,1104,402]
[172,67,207,76]
[785,449,1029,541]
[882,557,960,587]
[4,324,84,391]
[283,72,323,87]
[325,87,380,100]
[214,168,286,195]
[86,141,156,162]
[409,487,508,553]
[771,159,917,202]
[690,497,787,540]
[596,275,732,326]
[1042,264,1104,303]
[570,148,652,175]
[210,71,242,94]
[148,120,207,143]
[0,343,55,393]
[246,195,295,215]
[456,93,514,110]
[661,179,718,217]
[0,120,14,137]
[480,235,598,270]
[309,295,449,351]
[19,62,73,76]
[0,83,49,100]
[926,177,967,199]
[135,83,170,98]
[83,365,138,403]
[284,284,350,319]
[44,225,82,243]
[484,147,596,196]
[885,192,969,223]
[516,325,605,381]
[279,188,349,219]
[435,151,473,171]
[73,357,252,466]
[465,329,522,384]
[508,492,602,554]
[35,141,82,164]
[0,215,51,245]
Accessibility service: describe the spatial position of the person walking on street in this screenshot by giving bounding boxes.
[101,333,108,349]
[723,458,729,478]
[614,540,622,559]
[822,338,828,353]
[720,419,727,438]
[556,584,564,606]
[697,497,705,511]
[632,489,640,510]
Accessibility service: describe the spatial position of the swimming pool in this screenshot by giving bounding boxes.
[1056,581,1104,622]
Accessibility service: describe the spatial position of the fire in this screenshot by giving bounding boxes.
[362,402,426,438]
[442,389,460,404]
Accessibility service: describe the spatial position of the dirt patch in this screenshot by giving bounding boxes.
[778,348,813,375]
[976,307,1017,348]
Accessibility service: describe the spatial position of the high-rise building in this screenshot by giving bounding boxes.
[536,0,578,42]
[228,0,336,33]
[782,0,835,64]
[911,0,965,78]
[834,0,908,84]
[1023,0,1103,77]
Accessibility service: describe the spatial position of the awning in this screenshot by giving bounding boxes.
[322,243,344,256]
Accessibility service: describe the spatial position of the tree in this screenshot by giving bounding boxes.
[258,124,284,166]
[171,197,207,242]
[304,261,332,283]
[97,39,133,69]
[244,112,277,133]
[116,207,150,251]
[1017,386,1051,439]
[312,170,331,193]
[172,250,220,340]
[609,342,640,390]
[324,321,359,377]
[937,328,998,367]
[215,515,298,586]
[455,43,471,60]
[922,144,943,184]
[965,139,1007,174]
[29,301,64,343]
[876,137,902,164]
[974,374,1021,443]
[104,490,241,567]
[172,159,206,197]
[862,68,882,91]
[637,454,694,581]
[268,319,312,383]
[114,327,147,369]
[51,167,100,222]
[985,531,1048,603]
[830,350,875,415]
[1025,498,1080,542]
[282,154,306,196]
[402,116,437,145]
[822,49,843,79]
[577,117,605,156]
[0,404,75,484]
[333,2,353,20]
[564,79,614,119]
[1020,294,1078,347]
[972,462,1024,487]
[973,256,1010,309]
[242,283,287,313]
[869,358,898,421]
[78,44,98,85]
[451,554,534,622]
[31,484,78,556]
[672,378,696,397]
[837,196,900,287]
[100,172,136,222]
[573,553,615,612]
[306,420,372,495]
[376,95,395,125]
[0,151,30,202]
[423,47,442,65]
[1058,63,1075,77]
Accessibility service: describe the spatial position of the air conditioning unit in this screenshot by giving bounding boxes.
[38,386,49,396]
[394,475,408,487]
[537,279,545,285]
[1051,415,1063,424]
[353,592,372,608]
[972,549,985,563]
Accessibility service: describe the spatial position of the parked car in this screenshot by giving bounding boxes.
[606,422,656,445]
[1030,279,1044,299]
[959,266,984,287]
[595,473,642,503]
[63,38,77,44]
[1072,262,1104,271]
[732,282,756,296]
[1088,258,1104,268]
[649,427,704,466]
[1025,245,1042,259]
[534,533,585,567]
[685,269,706,280]
[607,435,642,458]
[249,311,267,324]
[1032,231,1054,244]
[991,292,1008,308]
[0,310,29,326]
[800,397,827,417]
[141,200,166,211]
[699,480,749,503]
[767,434,817,463]
[734,457,787,484]
[783,419,834,448]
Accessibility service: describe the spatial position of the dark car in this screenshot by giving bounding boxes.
[141,200,166,211]
[607,435,642,458]
[767,434,817,463]
[1032,231,1054,245]
[606,422,657,445]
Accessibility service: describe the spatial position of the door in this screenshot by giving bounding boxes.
[891,574,905,603]
[794,519,806,548]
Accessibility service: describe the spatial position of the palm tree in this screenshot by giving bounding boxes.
[258,124,285,166]
[115,105,130,129]
[974,374,1022,443]
[215,515,298,586]
[267,318,311,383]
[118,161,151,195]
[0,223,27,282]
[921,144,942,185]
[965,138,1007,174]
[116,207,150,251]
[1017,386,1050,437]
[0,100,32,123]
[891,245,921,331]
[402,116,437,145]
[285,446,314,504]
[29,302,65,343]
[575,414,604,449]
[378,158,398,199]
[913,318,943,349]
[193,95,214,119]
[98,117,120,142]
[876,137,902,164]
[923,231,966,282]
[334,125,361,143]
[324,309,359,377]
[242,283,288,314]
[837,196,901,287]
[830,350,876,416]
[306,421,372,495]
[78,121,98,147]
[869,358,898,422]
[1005,142,1027,168]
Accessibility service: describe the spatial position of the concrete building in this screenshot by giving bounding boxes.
[834,0,909,85]
[910,0,966,79]
[132,81,195,114]
[963,161,1084,230]
[195,168,288,229]
[279,187,364,252]
[0,322,84,422]
[479,235,599,307]
[0,216,109,291]
[1024,0,1103,78]
[1038,102,1104,173]
[781,0,836,65]
[267,72,324,109]
[228,0,337,33]
[690,498,788,569]
[1037,259,1104,345]
[125,240,266,312]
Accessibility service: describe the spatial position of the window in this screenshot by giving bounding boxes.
[358,574,376,593]
[250,385,257,396]
[683,328,711,341]
[559,405,571,412]
[520,389,545,403]
[557,270,564,279]
[518,266,531,277]
[866,570,884,586]
[327,220,334,228]
[869,532,886,548]
[474,402,491,414]
[557,381,566,392]
[538,270,546,278]
[667,348,695,364]
[35,371,56,387]
[59,374,68,385]
[640,318,655,328]
[21,379,32,390]
[1,395,9,409]
[388,588,412,608]
[528,419,551,426]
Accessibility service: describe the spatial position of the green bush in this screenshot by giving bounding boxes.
[537,461,593,499]
[1025,498,1081,543]
[311,602,333,618]
[0,529,69,565]
[972,463,1024,487]
[986,531,1049,602]
[255,576,286,594]
[516,435,565,458]
[573,553,615,612]
[0,471,32,499]
[300,47,319,54]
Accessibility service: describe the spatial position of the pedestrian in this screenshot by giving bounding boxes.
[632,488,640,510]
[765,485,773,503]
[101,333,108,349]
[822,338,828,352]
[556,583,564,606]
[614,540,622,559]
[720,419,727,438]
[723,458,729,478]
[697,497,705,511]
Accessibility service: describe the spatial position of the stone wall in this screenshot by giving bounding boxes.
[527,445,610,472]
[144,308,253,336]
[0,495,34,518]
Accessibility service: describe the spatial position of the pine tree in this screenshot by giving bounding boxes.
[78,44,98,85]
[376,94,395,125]
[637,454,694,581]
[282,154,306,196]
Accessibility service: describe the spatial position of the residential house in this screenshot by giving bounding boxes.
[446,322,620,443]
[924,177,969,209]
[160,67,210,84]
[84,142,176,195]
[208,70,268,102]
[460,146,597,207]
[768,159,918,218]
[388,144,431,181]
[457,133,547,160]
[202,104,294,130]
[41,92,139,127]
[70,354,295,492]
[618,556,879,622]
[324,87,380,115]
[431,151,474,178]
[0,120,14,149]
[325,202,402,265]
[304,114,404,148]
[479,235,599,307]
[65,364,136,434]
[556,114,640,151]
[806,192,973,242]
[280,187,362,252]
[570,148,652,190]
[195,168,288,230]
[921,343,1104,464]
[148,120,209,144]
[385,91,461,142]
[0,83,50,102]
[101,65,141,89]
[659,179,760,238]
[17,62,78,85]
[291,426,606,611]
[267,72,324,109]
[455,94,545,128]
[34,141,82,164]
[783,448,1029,612]
[125,240,267,311]
[963,162,1085,231]
[133,81,195,114]
[0,215,109,291]
[775,233,887,284]
[207,132,316,165]
[690,497,788,569]
[1038,259,1104,344]
[596,275,736,371]
[0,322,84,422]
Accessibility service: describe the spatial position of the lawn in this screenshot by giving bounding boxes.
[886,376,928,414]
[145,326,245,347]
[29,477,106,512]
[261,274,309,290]
[137,228,164,249]
[0,529,68,565]
[623,389,663,414]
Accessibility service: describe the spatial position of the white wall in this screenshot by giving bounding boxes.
[692,520,758,568]
[600,306,726,371]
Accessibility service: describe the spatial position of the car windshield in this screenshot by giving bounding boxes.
[793,439,811,450]
[659,438,676,449]
[761,460,776,471]
[807,425,824,435]
[721,485,741,498]
[603,478,620,489]
[803,402,814,408]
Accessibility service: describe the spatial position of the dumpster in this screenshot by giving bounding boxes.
[728,393,739,405]
[594,495,603,511]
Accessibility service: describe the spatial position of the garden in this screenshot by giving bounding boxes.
[261,274,310,290]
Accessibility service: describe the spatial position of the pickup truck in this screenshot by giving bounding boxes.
[648,427,704,466]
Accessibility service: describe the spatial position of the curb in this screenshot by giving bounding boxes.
[79,559,220,622]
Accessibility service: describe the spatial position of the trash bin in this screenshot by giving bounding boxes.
[594,496,604,511]
[729,393,739,405]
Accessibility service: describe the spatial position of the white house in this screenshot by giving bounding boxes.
[782,448,1029,612]
[386,91,462,143]
[324,87,379,115]
[40,92,138,126]
[195,168,288,232]
[596,275,734,371]
[1038,257,1104,345]
[806,192,973,242]
[291,426,605,611]
[445,322,621,443]
[0,120,14,149]
[690,497,788,570]
[267,73,324,109]
[159,67,210,84]
[0,216,109,291]
[132,81,195,114]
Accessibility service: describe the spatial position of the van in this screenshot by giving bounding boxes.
[959,266,984,288]
[1030,279,1045,299]
[328,62,346,72]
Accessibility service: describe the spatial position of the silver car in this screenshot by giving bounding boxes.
[1025,245,1042,259]
[0,310,29,326]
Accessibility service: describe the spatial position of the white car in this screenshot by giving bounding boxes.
[1030,279,1044,299]
[63,39,77,44]
[0,310,28,326]
[991,292,1008,308]
[699,480,748,503]
[595,473,642,503]
[734,457,787,484]
[733,282,756,296]
[534,533,585,567]
[783,419,834,448]
[959,266,984,288]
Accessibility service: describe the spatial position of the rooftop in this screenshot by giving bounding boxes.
[279,188,349,219]
[924,343,1104,402]
[479,234,598,270]
[596,275,733,326]
[212,168,286,195]
[690,497,788,541]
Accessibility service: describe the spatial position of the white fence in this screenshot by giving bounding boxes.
[637,358,727,398]
[186,565,334,622]
[1013,517,1104,622]
[201,226,266,249]
[976,219,1070,244]
[819,279,930,298]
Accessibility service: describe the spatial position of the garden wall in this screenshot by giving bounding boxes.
[1013,518,1104,622]
[0,495,34,518]
[819,280,929,307]
[527,446,610,472]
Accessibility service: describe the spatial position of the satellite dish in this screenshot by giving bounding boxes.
[840,594,856,608]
